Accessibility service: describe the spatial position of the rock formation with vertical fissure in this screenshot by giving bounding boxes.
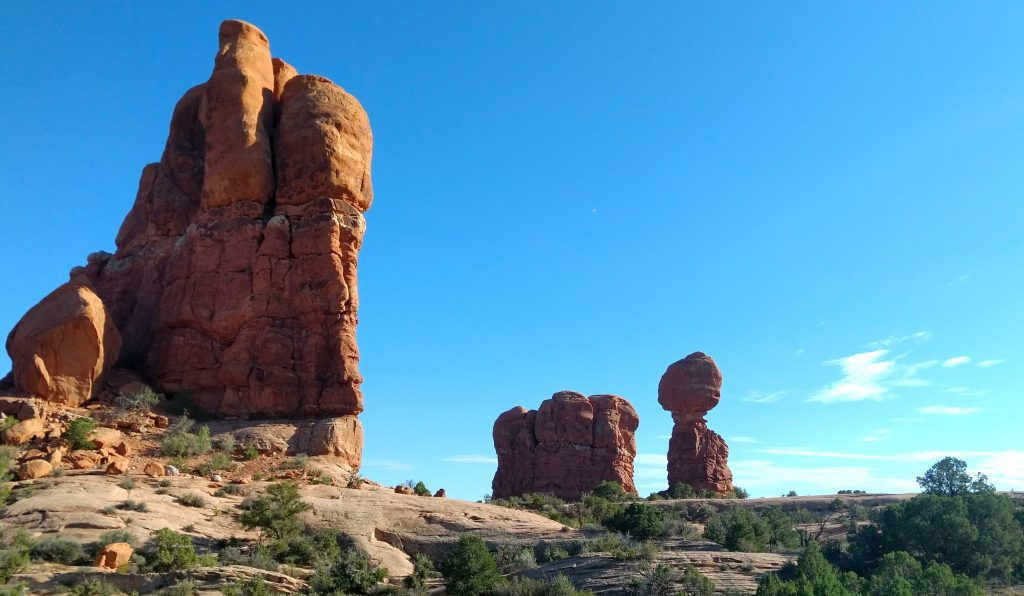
[659,352,734,494]
[4,20,372,466]
[492,391,639,500]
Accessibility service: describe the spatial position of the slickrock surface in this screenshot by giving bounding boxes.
[659,352,734,495]
[4,20,373,462]
[492,391,639,500]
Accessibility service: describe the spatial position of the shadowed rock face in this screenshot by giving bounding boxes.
[659,352,734,494]
[492,391,639,500]
[5,20,371,466]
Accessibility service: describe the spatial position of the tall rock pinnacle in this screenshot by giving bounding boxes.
[659,352,734,494]
[5,20,373,466]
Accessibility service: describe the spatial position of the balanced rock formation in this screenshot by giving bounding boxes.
[492,391,639,500]
[4,21,372,465]
[5,279,121,407]
[659,352,733,494]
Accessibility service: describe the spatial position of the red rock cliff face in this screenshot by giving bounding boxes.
[6,20,372,449]
[76,20,373,420]
[492,391,639,500]
[659,352,734,495]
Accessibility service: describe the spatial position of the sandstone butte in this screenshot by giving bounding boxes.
[659,352,734,494]
[492,391,639,500]
[2,20,372,467]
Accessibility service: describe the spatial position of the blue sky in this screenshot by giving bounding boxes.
[1,2,1022,500]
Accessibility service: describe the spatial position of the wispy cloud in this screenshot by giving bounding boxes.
[363,459,413,471]
[862,429,890,442]
[888,417,924,423]
[742,390,785,404]
[867,331,932,348]
[747,449,1024,490]
[810,349,936,404]
[730,460,918,492]
[977,359,1005,368]
[942,356,971,368]
[442,455,497,464]
[731,436,758,444]
[917,405,982,416]
[794,348,805,357]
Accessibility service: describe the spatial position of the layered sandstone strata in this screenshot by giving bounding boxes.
[492,391,639,500]
[659,352,734,494]
[5,20,371,466]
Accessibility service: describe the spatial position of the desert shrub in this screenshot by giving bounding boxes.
[403,552,439,589]
[604,503,665,540]
[0,531,33,583]
[160,414,211,458]
[116,500,148,512]
[306,550,388,594]
[582,533,657,561]
[496,575,592,596]
[732,486,750,499]
[495,545,538,574]
[66,418,97,450]
[219,546,279,571]
[440,534,501,596]
[703,506,792,552]
[176,492,207,508]
[114,387,159,417]
[281,454,310,470]
[243,444,261,460]
[680,565,715,595]
[223,577,273,596]
[0,446,19,503]
[239,481,312,544]
[669,482,696,499]
[194,451,235,476]
[755,543,861,596]
[117,476,135,491]
[413,481,431,496]
[215,433,236,453]
[627,563,676,595]
[146,528,198,572]
[535,541,571,564]
[590,480,628,502]
[0,417,18,434]
[29,535,87,564]
[163,579,199,596]
[215,483,245,497]
[275,528,342,567]
[69,579,120,596]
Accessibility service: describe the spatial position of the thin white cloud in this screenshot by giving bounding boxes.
[731,436,758,444]
[977,359,1005,368]
[942,356,971,368]
[867,331,932,348]
[888,417,925,423]
[794,348,805,357]
[634,453,667,466]
[363,459,413,471]
[730,460,918,492]
[742,390,785,404]
[655,434,672,440]
[442,455,497,464]
[810,350,935,404]
[862,429,890,442]
[917,405,982,416]
[746,449,1024,491]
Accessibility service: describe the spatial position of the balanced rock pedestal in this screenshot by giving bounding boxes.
[659,352,734,495]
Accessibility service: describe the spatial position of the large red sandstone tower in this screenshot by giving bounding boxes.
[5,20,371,465]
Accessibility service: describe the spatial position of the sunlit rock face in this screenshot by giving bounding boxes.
[659,352,734,495]
[492,391,639,500]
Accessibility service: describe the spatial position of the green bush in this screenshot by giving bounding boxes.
[440,534,502,596]
[239,482,312,544]
[223,577,273,596]
[146,528,199,572]
[69,579,120,596]
[243,444,260,460]
[160,414,212,458]
[0,530,33,584]
[306,550,388,594]
[29,535,87,565]
[275,528,341,567]
[66,418,98,450]
[495,545,537,574]
[680,565,715,595]
[175,492,207,508]
[917,456,994,496]
[114,387,160,416]
[605,503,665,541]
[403,552,439,589]
[218,546,279,571]
[413,481,431,496]
[496,575,593,596]
[732,486,750,499]
[627,563,676,595]
[703,506,800,552]
[215,483,245,497]
[116,500,148,512]
[590,481,628,502]
[669,482,696,499]
[582,533,657,561]
[535,541,571,564]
